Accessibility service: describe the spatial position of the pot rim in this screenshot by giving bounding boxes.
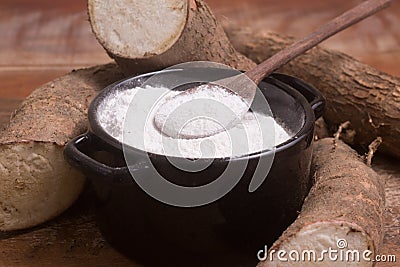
[88,69,317,162]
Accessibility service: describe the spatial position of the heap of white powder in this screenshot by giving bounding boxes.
[97,85,292,158]
[154,84,250,139]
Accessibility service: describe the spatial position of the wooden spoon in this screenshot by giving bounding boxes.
[154,0,391,139]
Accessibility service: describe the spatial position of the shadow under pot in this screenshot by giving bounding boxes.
[64,69,325,266]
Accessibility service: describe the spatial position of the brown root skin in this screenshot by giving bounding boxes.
[88,0,255,76]
[258,138,385,266]
[0,64,124,231]
[225,26,400,159]
[0,64,124,145]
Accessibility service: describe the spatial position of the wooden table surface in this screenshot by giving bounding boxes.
[0,0,399,266]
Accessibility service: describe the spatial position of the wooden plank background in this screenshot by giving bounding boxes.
[0,0,399,266]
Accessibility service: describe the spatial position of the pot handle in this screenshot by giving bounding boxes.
[64,133,129,180]
[271,73,326,119]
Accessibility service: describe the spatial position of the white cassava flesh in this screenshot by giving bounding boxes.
[0,143,85,230]
[88,0,188,58]
[264,223,372,266]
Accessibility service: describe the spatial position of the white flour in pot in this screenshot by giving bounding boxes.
[97,85,292,158]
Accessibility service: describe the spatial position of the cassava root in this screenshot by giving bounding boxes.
[225,26,400,159]
[88,0,256,76]
[0,64,124,230]
[258,138,385,267]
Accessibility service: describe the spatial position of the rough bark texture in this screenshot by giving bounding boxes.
[0,64,123,145]
[0,63,124,230]
[225,26,400,159]
[88,0,256,76]
[372,155,400,267]
[258,138,385,267]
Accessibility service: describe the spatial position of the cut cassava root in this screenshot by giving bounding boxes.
[225,26,400,159]
[0,64,124,231]
[88,0,256,75]
[258,138,385,267]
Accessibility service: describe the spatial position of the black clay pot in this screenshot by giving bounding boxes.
[64,70,325,266]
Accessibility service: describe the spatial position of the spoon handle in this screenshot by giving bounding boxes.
[246,0,392,85]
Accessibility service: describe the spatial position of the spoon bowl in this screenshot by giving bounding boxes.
[154,78,255,139]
